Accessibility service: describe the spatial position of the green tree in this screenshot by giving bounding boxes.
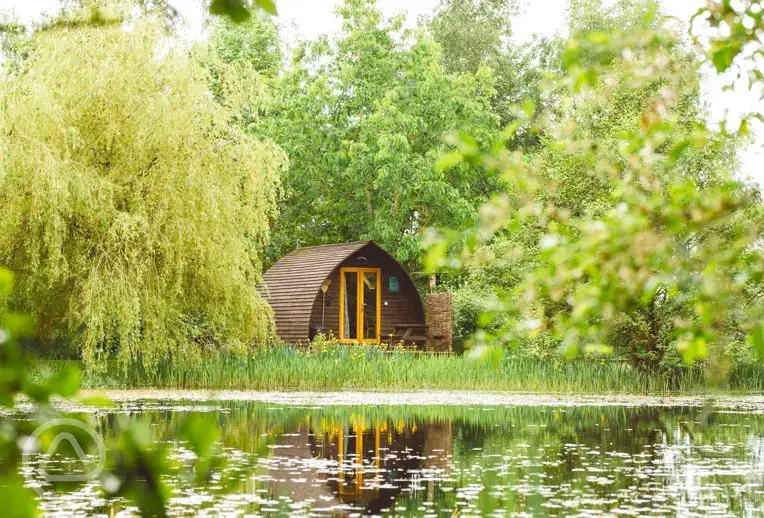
[205,11,281,77]
[425,0,555,142]
[195,11,282,130]
[261,0,499,267]
[425,0,517,76]
[431,0,764,374]
[0,13,285,371]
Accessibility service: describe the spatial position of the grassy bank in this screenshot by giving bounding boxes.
[27,344,764,393]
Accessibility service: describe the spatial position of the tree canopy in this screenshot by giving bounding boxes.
[258,0,500,267]
[0,13,285,370]
[429,0,764,374]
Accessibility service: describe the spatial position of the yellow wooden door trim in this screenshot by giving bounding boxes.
[376,269,381,341]
[339,269,345,341]
[338,267,381,343]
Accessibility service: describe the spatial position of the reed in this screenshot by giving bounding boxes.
[27,344,764,393]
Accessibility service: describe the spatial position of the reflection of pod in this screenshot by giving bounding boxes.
[289,417,434,515]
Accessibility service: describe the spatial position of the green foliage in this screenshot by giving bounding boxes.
[430,0,764,373]
[103,426,170,517]
[426,0,555,144]
[693,1,764,77]
[204,11,282,78]
[210,0,253,23]
[0,15,285,371]
[259,0,499,266]
[0,267,230,516]
[30,347,764,393]
[0,268,38,517]
[425,0,517,75]
[448,278,507,347]
[209,0,277,23]
[195,11,282,132]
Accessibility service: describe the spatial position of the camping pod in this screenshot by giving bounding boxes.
[258,241,426,345]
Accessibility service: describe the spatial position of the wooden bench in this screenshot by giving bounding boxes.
[388,324,429,348]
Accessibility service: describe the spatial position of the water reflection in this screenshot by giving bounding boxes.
[22,401,764,516]
[288,419,451,515]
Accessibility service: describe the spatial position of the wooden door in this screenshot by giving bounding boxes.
[339,267,381,342]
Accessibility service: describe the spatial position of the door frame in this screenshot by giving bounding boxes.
[338,267,381,343]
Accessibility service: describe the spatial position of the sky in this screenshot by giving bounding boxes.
[2,0,762,182]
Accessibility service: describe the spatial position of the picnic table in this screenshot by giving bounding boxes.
[389,324,429,348]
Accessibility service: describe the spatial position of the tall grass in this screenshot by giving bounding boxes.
[28,344,764,393]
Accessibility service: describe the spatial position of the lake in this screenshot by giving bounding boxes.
[19,392,764,516]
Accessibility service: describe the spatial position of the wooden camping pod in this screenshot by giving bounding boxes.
[258,241,425,344]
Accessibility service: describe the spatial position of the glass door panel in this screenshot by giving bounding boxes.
[342,270,358,340]
[340,268,381,342]
[361,271,378,340]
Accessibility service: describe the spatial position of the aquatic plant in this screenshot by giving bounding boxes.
[29,344,764,393]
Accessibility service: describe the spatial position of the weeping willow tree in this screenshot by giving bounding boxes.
[0,16,285,371]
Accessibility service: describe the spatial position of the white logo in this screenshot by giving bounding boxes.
[21,418,106,495]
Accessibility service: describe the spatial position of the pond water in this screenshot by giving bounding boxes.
[18,392,764,516]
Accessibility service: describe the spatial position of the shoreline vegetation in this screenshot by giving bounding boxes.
[28,344,764,394]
